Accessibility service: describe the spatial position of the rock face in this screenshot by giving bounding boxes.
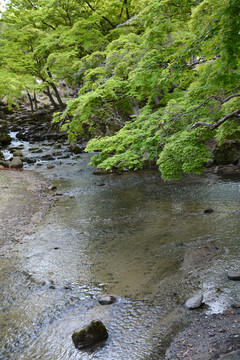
[185,294,203,309]
[72,320,108,350]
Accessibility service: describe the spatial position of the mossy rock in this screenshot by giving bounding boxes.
[0,133,11,146]
[72,320,108,350]
[214,140,240,165]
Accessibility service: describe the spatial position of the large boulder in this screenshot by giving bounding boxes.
[72,320,108,350]
[8,157,23,169]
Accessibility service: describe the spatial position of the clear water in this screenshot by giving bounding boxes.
[0,137,240,360]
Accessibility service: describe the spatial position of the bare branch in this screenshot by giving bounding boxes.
[191,109,240,130]
[27,0,37,9]
[83,1,115,28]
[42,21,56,30]
[222,93,240,104]
[167,95,222,125]
[166,92,240,129]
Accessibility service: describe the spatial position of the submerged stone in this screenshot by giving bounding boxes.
[185,294,203,309]
[72,320,108,350]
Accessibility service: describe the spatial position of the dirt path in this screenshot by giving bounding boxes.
[0,169,54,255]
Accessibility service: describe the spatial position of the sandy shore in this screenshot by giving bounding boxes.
[0,169,54,255]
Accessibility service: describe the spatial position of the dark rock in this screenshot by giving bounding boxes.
[0,120,11,145]
[99,295,117,305]
[0,132,11,145]
[16,131,28,141]
[57,154,71,159]
[228,271,240,281]
[204,208,214,213]
[41,154,54,160]
[13,151,23,157]
[72,320,108,350]
[55,192,63,196]
[47,165,55,169]
[214,140,240,165]
[29,148,43,153]
[69,144,83,154]
[22,157,36,164]
[185,294,203,309]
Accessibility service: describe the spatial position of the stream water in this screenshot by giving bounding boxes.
[1,135,240,360]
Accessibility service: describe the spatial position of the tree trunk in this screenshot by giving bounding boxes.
[48,81,66,109]
[26,89,34,112]
[46,70,65,109]
[33,92,38,111]
[44,86,59,110]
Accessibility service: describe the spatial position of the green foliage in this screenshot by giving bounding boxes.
[157,128,213,180]
[0,0,239,180]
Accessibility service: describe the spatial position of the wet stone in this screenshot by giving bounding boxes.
[72,320,108,350]
[99,295,117,305]
[48,185,57,190]
[228,271,240,281]
[185,294,203,309]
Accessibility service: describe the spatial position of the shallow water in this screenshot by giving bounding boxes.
[1,139,240,360]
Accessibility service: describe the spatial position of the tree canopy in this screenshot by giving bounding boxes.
[0,0,239,179]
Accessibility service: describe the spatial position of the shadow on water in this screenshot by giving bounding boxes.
[0,149,240,359]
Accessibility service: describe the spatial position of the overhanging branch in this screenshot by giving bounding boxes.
[191,109,240,130]
[165,92,240,131]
